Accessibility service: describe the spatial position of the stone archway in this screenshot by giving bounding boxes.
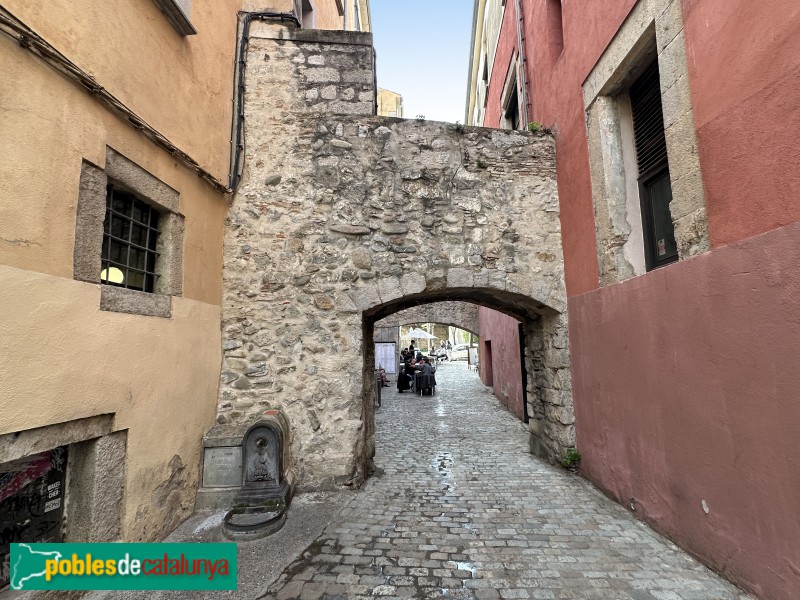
[361,289,571,477]
[214,24,572,491]
[375,301,479,336]
[374,301,479,351]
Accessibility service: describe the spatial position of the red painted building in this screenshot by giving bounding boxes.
[477,308,526,421]
[467,1,800,599]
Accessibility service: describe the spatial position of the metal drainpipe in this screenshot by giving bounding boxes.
[229,11,302,191]
[514,0,530,128]
[373,47,378,115]
[343,0,348,30]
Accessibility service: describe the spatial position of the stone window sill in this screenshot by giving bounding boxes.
[153,0,196,36]
[100,285,172,319]
[75,148,183,319]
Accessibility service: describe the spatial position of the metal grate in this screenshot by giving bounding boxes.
[630,61,668,175]
[101,186,160,293]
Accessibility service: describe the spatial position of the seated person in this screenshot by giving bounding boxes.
[397,361,413,393]
[416,358,436,395]
[376,367,389,387]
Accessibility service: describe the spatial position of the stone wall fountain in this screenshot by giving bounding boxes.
[197,410,294,540]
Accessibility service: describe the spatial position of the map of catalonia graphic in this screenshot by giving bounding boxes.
[10,544,62,590]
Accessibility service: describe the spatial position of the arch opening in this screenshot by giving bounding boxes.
[358,288,572,486]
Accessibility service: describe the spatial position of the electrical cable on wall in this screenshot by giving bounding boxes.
[0,5,231,195]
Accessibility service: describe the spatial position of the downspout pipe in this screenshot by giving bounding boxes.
[514,0,530,128]
[373,46,378,115]
[229,11,301,191]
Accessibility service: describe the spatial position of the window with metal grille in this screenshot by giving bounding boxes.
[630,60,677,270]
[101,186,160,292]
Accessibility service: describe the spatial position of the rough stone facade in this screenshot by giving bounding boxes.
[216,25,573,491]
[375,301,480,335]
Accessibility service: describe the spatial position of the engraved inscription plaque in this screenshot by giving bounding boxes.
[202,446,243,488]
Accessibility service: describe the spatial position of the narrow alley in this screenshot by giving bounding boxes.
[3,2,797,598]
[264,364,750,600]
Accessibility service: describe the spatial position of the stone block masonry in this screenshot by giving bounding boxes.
[216,24,573,491]
[375,301,480,337]
[243,25,376,119]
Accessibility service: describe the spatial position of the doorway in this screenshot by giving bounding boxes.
[482,340,493,386]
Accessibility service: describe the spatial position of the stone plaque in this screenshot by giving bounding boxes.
[202,446,242,488]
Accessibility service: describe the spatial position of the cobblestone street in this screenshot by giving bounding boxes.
[265,363,750,600]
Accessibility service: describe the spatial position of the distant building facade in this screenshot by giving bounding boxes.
[252,0,371,31]
[466,0,519,129]
[377,88,403,118]
[466,1,800,599]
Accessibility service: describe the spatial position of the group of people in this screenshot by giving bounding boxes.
[396,340,436,393]
[434,339,453,361]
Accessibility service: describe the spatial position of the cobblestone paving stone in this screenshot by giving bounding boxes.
[265,363,751,600]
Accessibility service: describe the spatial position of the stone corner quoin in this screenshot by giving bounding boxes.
[216,25,571,491]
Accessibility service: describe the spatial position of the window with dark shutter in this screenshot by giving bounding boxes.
[630,60,677,270]
[505,86,520,131]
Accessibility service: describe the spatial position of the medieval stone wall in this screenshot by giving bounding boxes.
[217,25,572,490]
[375,301,480,335]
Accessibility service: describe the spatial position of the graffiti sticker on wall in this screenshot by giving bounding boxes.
[0,447,68,589]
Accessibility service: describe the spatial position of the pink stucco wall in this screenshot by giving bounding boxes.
[570,222,800,600]
[524,0,637,297]
[478,307,524,421]
[486,0,639,296]
[682,0,800,247]
[477,1,800,597]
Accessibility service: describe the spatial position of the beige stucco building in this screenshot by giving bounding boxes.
[377,88,404,118]
[0,0,372,576]
[0,0,241,554]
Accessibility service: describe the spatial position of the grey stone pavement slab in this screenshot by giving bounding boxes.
[264,363,751,600]
[76,492,356,600]
[79,362,751,599]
